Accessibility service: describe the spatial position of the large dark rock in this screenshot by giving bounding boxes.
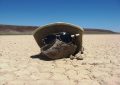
[41,39,77,59]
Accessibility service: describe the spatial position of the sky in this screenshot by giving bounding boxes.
[0,0,120,32]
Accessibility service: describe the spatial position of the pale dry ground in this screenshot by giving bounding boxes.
[0,35,120,85]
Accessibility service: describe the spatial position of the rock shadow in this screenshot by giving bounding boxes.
[30,53,54,61]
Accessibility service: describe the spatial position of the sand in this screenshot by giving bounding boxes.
[0,34,120,85]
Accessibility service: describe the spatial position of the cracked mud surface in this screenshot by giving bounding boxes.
[0,35,120,85]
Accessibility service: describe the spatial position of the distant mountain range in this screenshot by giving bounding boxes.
[0,24,119,35]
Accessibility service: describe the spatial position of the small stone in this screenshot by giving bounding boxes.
[70,55,75,60]
[75,54,83,60]
[76,56,83,60]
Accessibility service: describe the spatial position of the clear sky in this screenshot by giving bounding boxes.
[0,0,120,32]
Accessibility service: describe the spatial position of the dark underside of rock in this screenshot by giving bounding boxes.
[40,39,77,59]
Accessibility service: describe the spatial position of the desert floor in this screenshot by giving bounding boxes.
[0,35,120,85]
